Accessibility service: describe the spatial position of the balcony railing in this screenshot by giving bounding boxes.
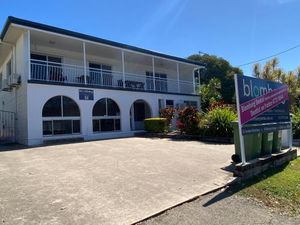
[30,60,198,95]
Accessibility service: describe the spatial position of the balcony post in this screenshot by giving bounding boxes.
[83,41,87,85]
[152,57,156,91]
[176,62,180,93]
[27,30,31,80]
[192,68,196,94]
[121,50,125,88]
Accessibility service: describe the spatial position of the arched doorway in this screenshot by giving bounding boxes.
[130,100,151,130]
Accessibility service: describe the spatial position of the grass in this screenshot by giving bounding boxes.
[238,157,300,215]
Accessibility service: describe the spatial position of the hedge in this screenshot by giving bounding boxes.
[144,118,168,133]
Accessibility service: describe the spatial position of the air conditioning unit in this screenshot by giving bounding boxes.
[1,79,11,91]
[7,74,21,87]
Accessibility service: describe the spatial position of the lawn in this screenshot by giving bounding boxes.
[239,157,300,215]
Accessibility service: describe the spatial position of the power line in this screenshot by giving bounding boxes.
[237,44,300,67]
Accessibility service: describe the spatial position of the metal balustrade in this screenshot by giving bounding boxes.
[30,60,198,94]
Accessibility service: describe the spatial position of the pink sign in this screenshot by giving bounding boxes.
[239,85,289,125]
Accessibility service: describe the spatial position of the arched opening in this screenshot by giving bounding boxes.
[130,100,152,130]
[42,96,80,136]
[92,98,121,132]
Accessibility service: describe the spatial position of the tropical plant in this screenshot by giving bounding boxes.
[292,108,300,138]
[177,106,201,135]
[159,107,175,126]
[200,106,237,138]
[199,77,222,111]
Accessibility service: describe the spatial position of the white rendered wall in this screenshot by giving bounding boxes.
[0,31,29,144]
[26,83,199,146]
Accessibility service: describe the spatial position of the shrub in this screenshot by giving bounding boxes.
[160,107,176,126]
[292,109,300,138]
[200,106,237,138]
[177,106,201,135]
[144,118,168,133]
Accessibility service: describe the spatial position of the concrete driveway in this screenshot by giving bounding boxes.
[0,137,234,225]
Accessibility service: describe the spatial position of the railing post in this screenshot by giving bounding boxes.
[27,30,31,80]
[176,62,180,93]
[83,42,87,85]
[152,57,156,91]
[122,50,125,88]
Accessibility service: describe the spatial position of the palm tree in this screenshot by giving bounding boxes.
[269,57,279,72]
[253,63,261,78]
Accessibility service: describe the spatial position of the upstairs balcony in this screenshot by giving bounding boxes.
[28,29,203,95]
[30,60,199,95]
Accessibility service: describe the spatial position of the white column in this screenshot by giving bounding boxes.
[176,63,180,93]
[122,50,125,88]
[152,57,156,91]
[83,42,87,85]
[192,68,196,94]
[27,30,31,80]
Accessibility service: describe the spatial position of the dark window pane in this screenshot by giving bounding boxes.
[53,120,72,135]
[166,100,174,107]
[93,98,106,116]
[48,56,61,63]
[31,54,47,61]
[42,96,62,117]
[43,121,52,135]
[93,120,100,132]
[63,96,80,117]
[72,120,80,133]
[6,60,12,76]
[100,119,114,132]
[115,119,121,131]
[107,99,120,116]
[102,65,112,71]
[89,63,101,69]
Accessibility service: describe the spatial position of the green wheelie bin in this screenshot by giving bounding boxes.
[261,132,273,156]
[272,130,282,153]
[232,121,262,162]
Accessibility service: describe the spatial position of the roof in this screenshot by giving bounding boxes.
[1,16,205,67]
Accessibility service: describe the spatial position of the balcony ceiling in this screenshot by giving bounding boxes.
[30,30,82,52]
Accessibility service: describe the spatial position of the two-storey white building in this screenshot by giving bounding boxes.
[0,17,204,146]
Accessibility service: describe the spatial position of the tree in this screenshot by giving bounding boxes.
[253,63,261,78]
[252,57,300,110]
[188,54,243,104]
[199,78,222,111]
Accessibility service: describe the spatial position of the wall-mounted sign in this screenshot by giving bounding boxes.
[79,89,94,100]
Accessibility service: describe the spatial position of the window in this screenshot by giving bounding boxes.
[166,100,174,108]
[92,98,121,132]
[146,72,168,92]
[31,53,63,81]
[89,63,112,85]
[184,101,198,108]
[42,96,80,136]
[158,99,165,111]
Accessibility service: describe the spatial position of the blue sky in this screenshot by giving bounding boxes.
[1,0,300,75]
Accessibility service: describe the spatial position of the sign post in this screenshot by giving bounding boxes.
[234,74,246,164]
